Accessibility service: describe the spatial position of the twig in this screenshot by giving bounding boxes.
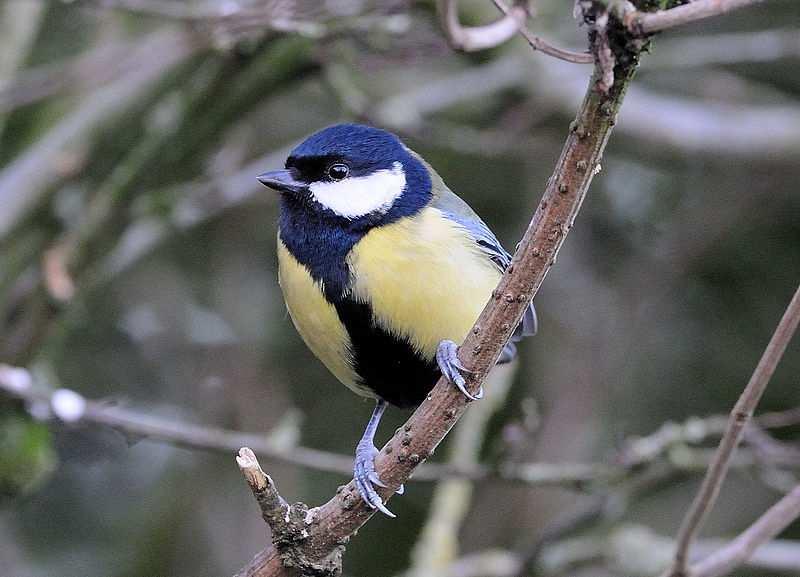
[236,448,343,576]
[0,363,616,487]
[235,6,648,575]
[437,0,527,52]
[237,447,290,526]
[2,364,796,490]
[626,0,769,35]
[691,485,800,577]
[759,406,800,429]
[667,285,800,577]
[374,53,800,158]
[492,0,593,64]
[541,522,800,575]
[399,529,800,577]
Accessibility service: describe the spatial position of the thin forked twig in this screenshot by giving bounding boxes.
[492,0,593,63]
[666,285,800,577]
[691,484,800,577]
[626,0,769,35]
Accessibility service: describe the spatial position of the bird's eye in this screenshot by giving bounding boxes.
[327,163,349,181]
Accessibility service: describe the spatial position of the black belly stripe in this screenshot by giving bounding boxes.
[333,298,440,408]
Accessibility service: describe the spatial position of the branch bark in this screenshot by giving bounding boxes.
[626,0,769,35]
[492,0,593,63]
[234,4,648,575]
[666,285,800,577]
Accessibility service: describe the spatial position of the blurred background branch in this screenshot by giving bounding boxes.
[667,285,800,577]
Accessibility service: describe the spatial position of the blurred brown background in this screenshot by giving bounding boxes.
[0,1,798,576]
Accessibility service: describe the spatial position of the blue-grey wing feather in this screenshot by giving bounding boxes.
[431,184,538,351]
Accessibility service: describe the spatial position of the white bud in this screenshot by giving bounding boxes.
[0,365,33,393]
[51,388,87,423]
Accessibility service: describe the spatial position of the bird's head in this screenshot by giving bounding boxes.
[258,124,432,226]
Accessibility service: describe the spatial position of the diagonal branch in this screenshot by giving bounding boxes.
[666,285,800,577]
[233,7,647,576]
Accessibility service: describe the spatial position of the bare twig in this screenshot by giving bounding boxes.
[0,363,616,487]
[537,523,800,575]
[237,447,290,524]
[667,285,800,577]
[2,362,796,492]
[691,485,800,577]
[236,448,343,576]
[399,529,800,577]
[437,0,527,52]
[373,54,800,158]
[626,0,769,35]
[492,0,593,64]
[759,406,800,429]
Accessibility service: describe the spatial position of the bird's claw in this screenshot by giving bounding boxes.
[354,441,395,517]
[437,339,483,401]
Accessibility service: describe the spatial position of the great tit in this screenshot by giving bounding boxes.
[258,124,536,516]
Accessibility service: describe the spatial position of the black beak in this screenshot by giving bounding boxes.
[257,169,308,194]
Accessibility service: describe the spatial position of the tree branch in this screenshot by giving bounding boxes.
[492,0,593,63]
[666,285,800,577]
[625,0,769,35]
[0,365,618,487]
[234,5,649,575]
[397,527,800,576]
[3,362,796,496]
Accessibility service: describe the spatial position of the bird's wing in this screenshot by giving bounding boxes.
[432,184,512,270]
[430,181,538,341]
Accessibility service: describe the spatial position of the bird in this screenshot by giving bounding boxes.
[257,124,536,516]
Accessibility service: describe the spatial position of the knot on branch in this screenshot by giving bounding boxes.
[237,448,344,576]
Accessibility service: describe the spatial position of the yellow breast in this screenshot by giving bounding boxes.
[347,206,501,359]
[276,239,369,397]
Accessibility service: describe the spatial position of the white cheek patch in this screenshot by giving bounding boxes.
[309,162,406,219]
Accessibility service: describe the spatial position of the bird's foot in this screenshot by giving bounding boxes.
[354,440,398,517]
[436,339,482,401]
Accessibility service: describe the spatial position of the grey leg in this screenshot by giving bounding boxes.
[354,399,397,517]
[436,339,483,401]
